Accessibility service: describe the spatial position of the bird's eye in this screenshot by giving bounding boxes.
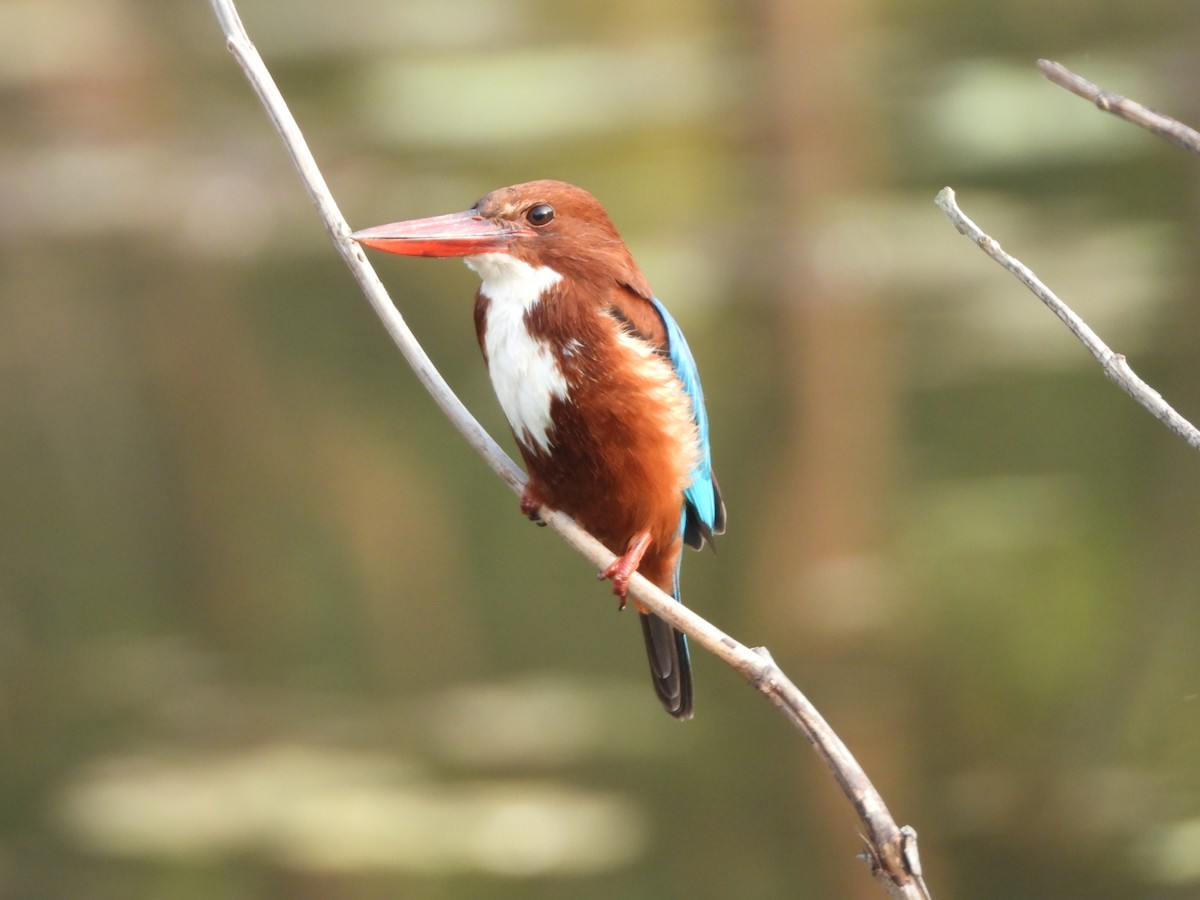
[526,204,555,226]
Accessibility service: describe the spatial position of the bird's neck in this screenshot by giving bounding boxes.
[466,252,562,301]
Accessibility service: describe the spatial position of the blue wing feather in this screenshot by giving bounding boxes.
[649,297,724,552]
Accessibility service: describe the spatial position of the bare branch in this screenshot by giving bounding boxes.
[935,187,1200,452]
[209,0,930,896]
[1038,59,1200,155]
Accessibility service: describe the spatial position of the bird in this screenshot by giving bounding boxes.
[353,180,725,719]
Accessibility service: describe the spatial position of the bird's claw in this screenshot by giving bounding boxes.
[597,562,631,609]
[598,531,652,612]
[519,487,546,525]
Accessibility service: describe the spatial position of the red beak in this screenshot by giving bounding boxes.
[352,210,530,258]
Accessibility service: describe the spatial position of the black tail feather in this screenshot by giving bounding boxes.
[639,612,693,719]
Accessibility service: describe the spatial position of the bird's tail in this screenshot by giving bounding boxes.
[639,612,693,719]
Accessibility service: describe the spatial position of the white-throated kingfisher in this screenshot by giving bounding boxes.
[353,180,725,719]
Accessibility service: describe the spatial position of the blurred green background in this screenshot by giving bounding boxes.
[5,0,1200,897]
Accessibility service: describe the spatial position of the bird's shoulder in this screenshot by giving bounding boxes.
[602,281,670,354]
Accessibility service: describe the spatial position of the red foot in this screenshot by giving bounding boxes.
[599,531,653,610]
[520,486,547,525]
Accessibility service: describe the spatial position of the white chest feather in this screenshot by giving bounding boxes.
[467,253,567,453]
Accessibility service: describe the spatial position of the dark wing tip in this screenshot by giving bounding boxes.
[682,474,726,551]
[709,473,727,536]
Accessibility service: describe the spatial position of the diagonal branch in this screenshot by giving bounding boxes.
[209,0,930,897]
[1038,59,1200,156]
[935,187,1200,452]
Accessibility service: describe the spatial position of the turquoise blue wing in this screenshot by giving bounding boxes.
[649,297,725,552]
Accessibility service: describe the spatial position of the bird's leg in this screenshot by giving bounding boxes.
[519,484,547,526]
[599,530,653,610]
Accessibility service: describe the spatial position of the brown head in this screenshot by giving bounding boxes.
[352,180,652,299]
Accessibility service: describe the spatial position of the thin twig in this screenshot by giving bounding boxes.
[935,187,1200,452]
[209,2,930,897]
[1038,59,1200,156]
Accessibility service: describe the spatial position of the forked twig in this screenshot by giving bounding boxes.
[208,0,929,897]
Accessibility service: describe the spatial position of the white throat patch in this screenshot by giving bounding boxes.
[467,253,567,453]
